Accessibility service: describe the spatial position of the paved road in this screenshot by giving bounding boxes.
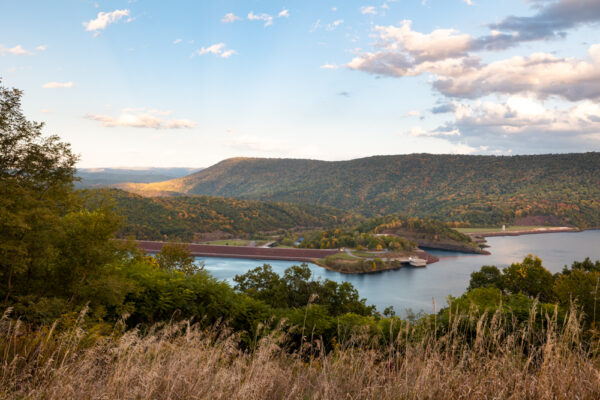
[343,248,360,258]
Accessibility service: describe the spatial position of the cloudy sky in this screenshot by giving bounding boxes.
[1,0,599,167]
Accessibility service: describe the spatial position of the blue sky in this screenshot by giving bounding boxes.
[1,0,599,167]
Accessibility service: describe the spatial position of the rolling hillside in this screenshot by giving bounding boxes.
[100,189,358,241]
[117,153,600,228]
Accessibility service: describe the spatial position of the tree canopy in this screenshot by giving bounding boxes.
[1,81,78,303]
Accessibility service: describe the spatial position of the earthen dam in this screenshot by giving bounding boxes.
[136,240,340,262]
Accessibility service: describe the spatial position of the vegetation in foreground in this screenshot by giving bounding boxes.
[3,301,600,400]
[4,81,600,398]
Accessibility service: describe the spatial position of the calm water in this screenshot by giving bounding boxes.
[199,230,600,315]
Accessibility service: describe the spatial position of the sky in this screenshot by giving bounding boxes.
[1,0,600,168]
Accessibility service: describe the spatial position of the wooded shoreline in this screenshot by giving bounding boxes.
[469,227,578,238]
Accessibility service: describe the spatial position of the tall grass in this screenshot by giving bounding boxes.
[2,304,600,399]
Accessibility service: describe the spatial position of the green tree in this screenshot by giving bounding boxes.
[156,242,201,276]
[0,83,137,324]
[234,264,374,316]
[0,81,78,304]
[468,265,503,291]
[554,261,600,328]
[502,255,555,302]
[233,265,289,307]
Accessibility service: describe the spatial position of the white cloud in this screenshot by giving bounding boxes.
[452,98,600,138]
[83,9,131,35]
[35,45,47,51]
[310,19,321,32]
[403,110,421,117]
[42,81,75,89]
[345,21,481,78]
[408,126,427,136]
[375,21,473,62]
[86,108,197,130]
[348,51,479,78]
[248,11,274,27]
[409,126,460,137]
[221,13,241,23]
[197,43,225,55]
[320,63,339,69]
[0,44,34,56]
[423,96,600,153]
[462,0,475,5]
[220,49,237,58]
[360,6,377,15]
[433,45,600,101]
[326,19,344,31]
[347,20,600,102]
[278,9,290,18]
[193,43,237,58]
[164,119,197,129]
[173,39,182,44]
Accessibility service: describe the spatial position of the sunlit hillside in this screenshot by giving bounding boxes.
[118,153,600,227]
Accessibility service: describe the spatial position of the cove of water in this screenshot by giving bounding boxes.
[198,230,600,315]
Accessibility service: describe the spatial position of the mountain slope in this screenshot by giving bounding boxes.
[117,153,600,227]
[99,189,358,241]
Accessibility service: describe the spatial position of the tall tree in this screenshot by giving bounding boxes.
[0,80,78,302]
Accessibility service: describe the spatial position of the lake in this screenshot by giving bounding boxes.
[199,230,600,316]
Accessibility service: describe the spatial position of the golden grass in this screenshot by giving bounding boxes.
[2,305,600,399]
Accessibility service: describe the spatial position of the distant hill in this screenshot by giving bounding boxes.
[76,167,200,188]
[117,153,600,228]
[98,189,358,242]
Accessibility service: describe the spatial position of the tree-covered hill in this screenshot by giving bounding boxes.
[117,153,600,228]
[291,215,485,254]
[101,189,358,241]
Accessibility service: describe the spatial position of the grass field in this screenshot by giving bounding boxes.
[350,250,389,258]
[324,252,358,261]
[456,226,549,234]
[4,307,600,399]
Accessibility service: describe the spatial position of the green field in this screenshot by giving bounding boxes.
[324,252,359,261]
[351,250,383,258]
[456,226,549,234]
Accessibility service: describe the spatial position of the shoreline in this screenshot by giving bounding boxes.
[466,227,578,239]
[314,249,440,275]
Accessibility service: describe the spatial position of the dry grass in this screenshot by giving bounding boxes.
[2,305,600,400]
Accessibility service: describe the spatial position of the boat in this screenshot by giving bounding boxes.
[408,257,427,267]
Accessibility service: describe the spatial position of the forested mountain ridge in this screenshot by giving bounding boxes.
[101,189,358,241]
[117,153,600,228]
